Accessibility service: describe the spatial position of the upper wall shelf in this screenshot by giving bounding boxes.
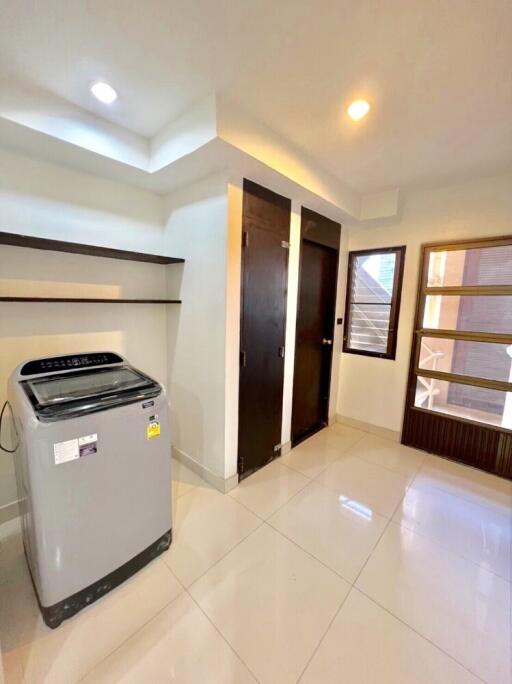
[0,297,181,304]
[0,231,184,265]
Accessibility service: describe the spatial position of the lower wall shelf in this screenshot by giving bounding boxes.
[0,297,181,304]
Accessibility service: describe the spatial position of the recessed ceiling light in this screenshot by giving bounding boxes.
[91,81,118,104]
[347,99,370,121]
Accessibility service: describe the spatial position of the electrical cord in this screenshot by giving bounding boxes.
[0,400,19,453]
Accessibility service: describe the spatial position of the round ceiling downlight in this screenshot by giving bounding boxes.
[91,82,118,104]
[347,99,370,121]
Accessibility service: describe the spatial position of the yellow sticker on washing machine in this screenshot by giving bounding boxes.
[147,421,161,439]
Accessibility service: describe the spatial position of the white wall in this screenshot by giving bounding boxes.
[280,201,302,446]
[0,150,169,516]
[0,149,163,250]
[224,182,243,479]
[164,173,229,481]
[336,171,512,434]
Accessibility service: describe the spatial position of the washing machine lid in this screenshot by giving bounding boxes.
[22,366,161,421]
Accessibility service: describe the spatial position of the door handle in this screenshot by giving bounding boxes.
[322,339,333,346]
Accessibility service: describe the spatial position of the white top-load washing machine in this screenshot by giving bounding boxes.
[6,352,172,628]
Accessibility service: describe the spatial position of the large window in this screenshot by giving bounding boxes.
[411,238,512,431]
[343,246,406,359]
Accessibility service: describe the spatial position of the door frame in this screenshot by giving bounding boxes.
[401,233,512,479]
[291,207,341,446]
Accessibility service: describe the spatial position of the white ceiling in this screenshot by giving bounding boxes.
[1,0,511,192]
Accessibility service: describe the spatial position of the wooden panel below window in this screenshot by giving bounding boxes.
[402,406,511,479]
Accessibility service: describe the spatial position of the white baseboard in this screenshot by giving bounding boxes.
[172,446,239,494]
[0,499,20,525]
[280,441,292,455]
[335,414,400,443]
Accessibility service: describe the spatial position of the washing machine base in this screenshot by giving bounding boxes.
[26,529,172,629]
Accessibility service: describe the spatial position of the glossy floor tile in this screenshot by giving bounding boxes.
[1,558,183,684]
[281,433,352,479]
[190,524,350,684]
[2,427,510,684]
[162,486,261,586]
[171,457,208,500]
[415,453,512,514]
[394,482,512,580]
[229,460,309,519]
[356,523,511,684]
[316,451,410,518]
[268,481,387,582]
[347,433,425,481]
[82,592,256,683]
[301,589,482,684]
[327,422,366,448]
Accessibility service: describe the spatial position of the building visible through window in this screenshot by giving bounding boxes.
[343,246,406,359]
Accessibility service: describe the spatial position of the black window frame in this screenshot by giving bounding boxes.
[343,245,406,360]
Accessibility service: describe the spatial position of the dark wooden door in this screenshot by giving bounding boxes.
[238,180,290,479]
[292,209,340,445]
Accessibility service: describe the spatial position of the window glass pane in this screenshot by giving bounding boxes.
[423,295,512,333]
[427,245,512,287]
[419,337,512,383]
[348,303,390,353]
[345,248,403,356]
[414,376,512,430]
[352,252,395,304]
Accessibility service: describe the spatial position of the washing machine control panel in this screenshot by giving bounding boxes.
[20,352,123,376]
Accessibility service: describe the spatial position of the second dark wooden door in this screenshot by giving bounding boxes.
[292,210,340,445]
[238,180,290,479]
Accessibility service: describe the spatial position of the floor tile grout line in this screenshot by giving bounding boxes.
[346,453,424,483]
[350,466,414,589]
[76,573,186,683]
[183,457,511,680]
[295,585,352,683]
[186,466,389,592]
[329,430,426,482]
[350,457,507,682]
[16,518,256,684]
[259,427,424,488]
[169,517,266,589]
[185,587,261,684]
[175,427,415,592]
[279,431,368,481]
[411,455,512,516]
[184,516,353,684]
[10,437,508,683]
[264,518,359,586]
[275,456,316,482]
[229,467,313,523]
[226,491,269,522]
[277,457,321,480]
[323,447,419,484]
[409,475,512,519]
[423,451,512,488]
[389,518,512,584]
[257,476,313,521]
[353,586,488,684]
[308,439,423,487]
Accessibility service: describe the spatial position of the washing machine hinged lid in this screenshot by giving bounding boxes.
[22,366,161,421]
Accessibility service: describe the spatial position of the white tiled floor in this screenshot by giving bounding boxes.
[1,425,511,683]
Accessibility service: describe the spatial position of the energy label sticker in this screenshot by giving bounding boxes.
[147,421,161,439]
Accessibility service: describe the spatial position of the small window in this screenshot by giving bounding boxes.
[343,246,406,359]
